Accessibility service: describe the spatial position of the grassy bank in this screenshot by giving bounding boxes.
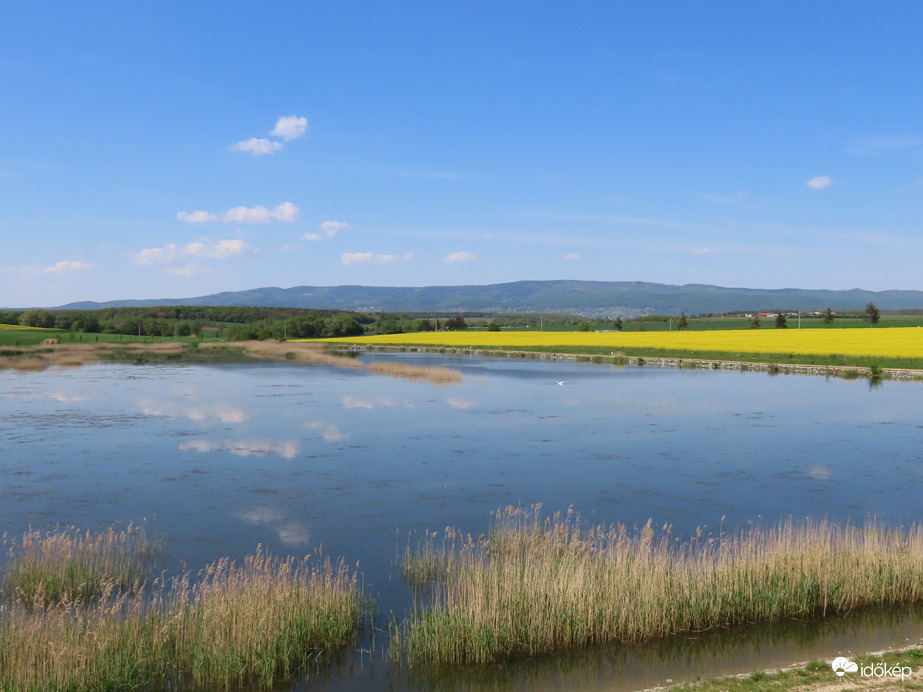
[652,646,923,691]
[393,506,923,667]
[0,528,365,690]
[321,328,923,371]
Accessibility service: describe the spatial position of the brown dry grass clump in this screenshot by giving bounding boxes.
[0,342,193,372]
[218,340,365,368]
[0,345,100,372]
[366,360,462,384]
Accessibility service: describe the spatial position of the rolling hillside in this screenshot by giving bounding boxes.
[51,281,923,317]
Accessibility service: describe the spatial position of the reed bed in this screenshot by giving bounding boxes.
[365,360,462,384]
[395,506,923,666]
[0,342,191,371]
[2,524,157,607]
[0,587,168,691]
[166,548,364,687]
[0,529,365,690]
[207,339,365,369]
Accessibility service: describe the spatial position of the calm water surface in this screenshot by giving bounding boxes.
[2,353,922,690]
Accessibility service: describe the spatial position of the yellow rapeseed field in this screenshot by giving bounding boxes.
[0,324,47,331]
[321,327,923,361]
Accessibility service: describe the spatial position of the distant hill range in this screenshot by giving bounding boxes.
[53,281,923,318]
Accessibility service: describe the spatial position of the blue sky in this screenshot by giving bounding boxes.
[2,2,922,307]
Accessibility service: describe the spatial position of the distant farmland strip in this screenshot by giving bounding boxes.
[320,328,923,363]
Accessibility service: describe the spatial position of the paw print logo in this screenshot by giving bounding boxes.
[832,657,858,677]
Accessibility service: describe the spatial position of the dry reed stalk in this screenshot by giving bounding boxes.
[397,506,923,666]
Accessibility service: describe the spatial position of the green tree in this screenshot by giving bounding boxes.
[678,311,688,330]
[864,302,880,325]
[750,315,761,329]
[822,307,834,325]
[19,309,54,328]
[486,321,500,332]
[416,318,434,332]
[775,312,787,329]
[614,316,623,331]
[445,316,468,330]
[577,321,591,332]
[323,314,364,337]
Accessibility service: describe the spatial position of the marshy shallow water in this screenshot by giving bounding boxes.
[2,352,922,690]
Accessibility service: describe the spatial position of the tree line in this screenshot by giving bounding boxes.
[0,306,479,340]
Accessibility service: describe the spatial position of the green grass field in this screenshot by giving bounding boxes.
[0,326,213,349]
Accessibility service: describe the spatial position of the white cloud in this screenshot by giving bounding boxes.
[445,251,477,263]
[222,202,300,223]
[691,248,710,256]
[341,251,413,266]
[272,201,300,222]
[180,439,297,460]
[271,115,308,141]
[45,261,91,273]
[187,238,251,259]
[305,421,347,442]
[806,175,832,190]
[562,253,580,260]
[303,220,350,241]
[19,260,92,278]
[229,137,284,156]
[177,210,219,223]
[226,440,299,460]
[320,220,349,236]
[341,252,373,265]
[133,239,253,266]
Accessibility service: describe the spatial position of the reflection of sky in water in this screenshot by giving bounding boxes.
[3,357,923,608]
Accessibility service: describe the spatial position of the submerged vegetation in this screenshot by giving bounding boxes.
[0,528,364,690]
[394,505,923,667]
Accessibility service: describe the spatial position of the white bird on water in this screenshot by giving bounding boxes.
[555,381,565,386]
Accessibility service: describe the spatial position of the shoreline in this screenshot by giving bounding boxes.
[639,642,923,691]
[340,344,923,382]
[5,339,922,383]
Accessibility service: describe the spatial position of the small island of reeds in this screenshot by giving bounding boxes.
[0,526,365,690]
[393,505,923,667]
